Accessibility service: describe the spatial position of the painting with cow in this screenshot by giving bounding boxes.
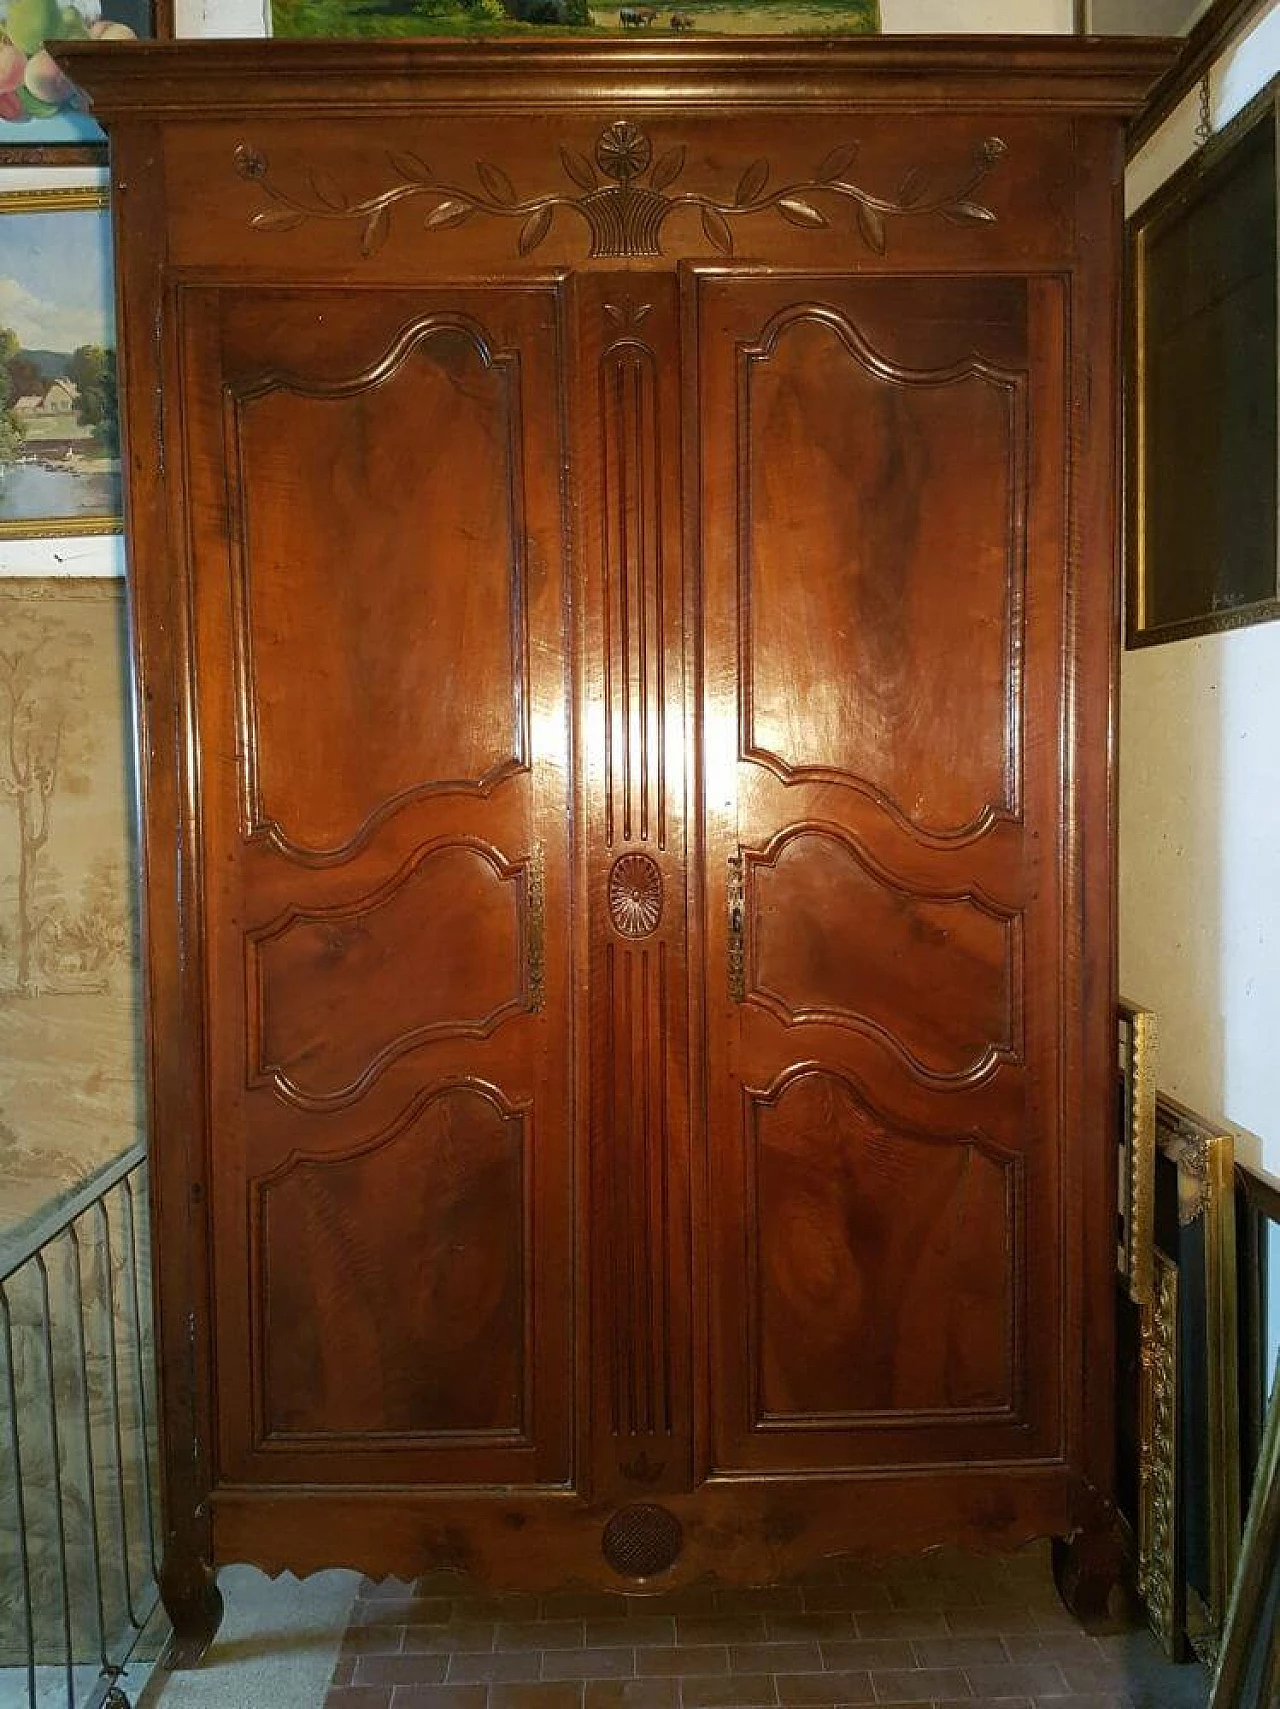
[270,0,879,38]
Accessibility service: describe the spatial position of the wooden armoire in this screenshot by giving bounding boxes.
[65,33,1174,1659]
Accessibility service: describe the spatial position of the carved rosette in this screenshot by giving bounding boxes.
[609,854,663,939]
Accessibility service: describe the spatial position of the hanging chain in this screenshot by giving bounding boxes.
[1195,71,1213,148]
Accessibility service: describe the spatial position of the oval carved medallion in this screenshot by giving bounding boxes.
[608,853,663,938]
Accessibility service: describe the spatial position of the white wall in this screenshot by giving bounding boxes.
[1119,2,1280,1175]
[173,0,267,33]
[1088,0,1206,31]
[880,0,1069,27]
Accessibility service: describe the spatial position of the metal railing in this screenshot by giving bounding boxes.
[0,1146,163,1709]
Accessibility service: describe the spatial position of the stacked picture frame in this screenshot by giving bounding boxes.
[1117,1000,1280,1700]
[1152,1091,1241,1664]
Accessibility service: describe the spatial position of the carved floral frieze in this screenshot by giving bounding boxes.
[235,120,1008,262]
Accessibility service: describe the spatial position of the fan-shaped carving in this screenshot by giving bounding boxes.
[608,854,663,939]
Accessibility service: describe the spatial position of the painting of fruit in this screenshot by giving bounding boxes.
[269,0,879,37]
[0,1,160,146]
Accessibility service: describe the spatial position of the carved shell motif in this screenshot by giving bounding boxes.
[609,854,663,939]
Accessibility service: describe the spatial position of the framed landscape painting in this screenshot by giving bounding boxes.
[0,2,173,159]
[270,0,880,38]
[0,184,121,539]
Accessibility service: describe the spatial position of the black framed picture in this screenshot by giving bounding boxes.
[1215,1162,1280,1707]
[1235,1163,1280,1531]
[1127,74,1279,648]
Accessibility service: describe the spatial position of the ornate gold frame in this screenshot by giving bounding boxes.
[1156,1093,1241,1666]
[1137,1248,1180,1656]
[0,185,121,540]
[1119,998,1157,1305]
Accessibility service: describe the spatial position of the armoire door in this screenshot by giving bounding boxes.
[697,270,1070,1475]
[178,283,576,1488]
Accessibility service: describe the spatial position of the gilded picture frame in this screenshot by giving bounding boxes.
[1135,1246,1180,1657]
[1154,1093,1242,1666]
[0,184,122,540]
[1118,997,1157,1306]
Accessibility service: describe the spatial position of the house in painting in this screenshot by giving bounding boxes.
[11,376,96,458]
[14,377,83,423]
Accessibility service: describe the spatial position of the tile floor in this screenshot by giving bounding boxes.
[139,1564,362,1708]
[322,1544,1212,1709]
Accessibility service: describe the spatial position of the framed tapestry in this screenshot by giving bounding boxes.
[0,578,141,1254]
[1127,74,1279,648]
[0,2,174,163]
[0,183,121,539]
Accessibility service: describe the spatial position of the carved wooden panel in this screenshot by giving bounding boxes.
[182,283,575,1491]
[249,840,535,1109]
[746,1067,1020,1425]
[577,275,693,1496]
[253,1082,529,1442]
[700,270,1065,1478]
[224,308,530,863]
[231,121,1009,264]
[609,852,663,939]
[746,826,1022,1087]
[602,941,674,1439]
[601,330,666,850]
[736,298,1026,840]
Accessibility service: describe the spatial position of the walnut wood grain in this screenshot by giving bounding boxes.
[66,37,1171,1652]
[55,37,1177,118]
